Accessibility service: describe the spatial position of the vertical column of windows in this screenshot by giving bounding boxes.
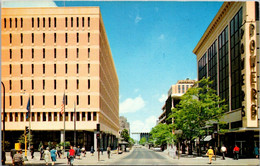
[32,18,34,28]
[198,53,207,82]
[43,95,45,105]
[9,64,12,74]
[9,33,12,44]
[54,64,56,74]
[77,95,79,105]
[54,33,57,43]
[88,48,90,58]
[77,48,79,58]
[43,64,45,74]
[208,41,218,91]
[88,64,90,74]
[43,17,45,28]
[48,17,51,28]
[65,64,68,74]
[65,17,68,28]
[88,33,90,43]
[9,80,12,90]
[54,80,56,90]
[43,80,45,90]
[88,17,90,27]
[65,48,68,58]
[71,17,73,27]
[9,18,12,28]
[37,17,40,28]
[32,33,34,43]
[20,96,23,106]
[77,33,79,43]
[65,80,68,89]
[77,17,79,27]
[9,96,12,106]
[15,18,17,28]
[76,79,79,89]
[32,80,34,90]
[32,64,34,74]
[20,64,23,74]
[54,95,56,105]
[88,79,90,89]
[21,49,23,59]
[54,17,56,28]
[20,33,23,43]
[32,49,34,59]
[43,33,45,43]
[21,18,23,28]
[32,96,34,106]
[76,64,79,74]
[65,33,68,43]
[10,49,12,59]
[43,48,45,59]
[4,18,6,28]
[82,17,85,27]
[54,48,57,59]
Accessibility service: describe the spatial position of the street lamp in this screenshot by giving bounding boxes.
[1,82,6,153]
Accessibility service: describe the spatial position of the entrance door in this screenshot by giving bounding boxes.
[235,141,246,156]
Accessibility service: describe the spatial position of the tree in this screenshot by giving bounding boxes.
[120,129,130,142]
[169,77,227,155]
[139,137,147,145]
[149,123,174,147]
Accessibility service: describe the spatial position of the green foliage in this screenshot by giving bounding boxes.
[149,123,174,146]
[59,141,70,149]
[128,138,135,146]
[139,137,147,145]
[169,77,227,141]
[18,133,32,145]
[120,129,130,142]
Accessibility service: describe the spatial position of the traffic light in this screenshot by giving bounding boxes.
[96,133,100,139]
[96,123,100,132]
[25,126,29,135]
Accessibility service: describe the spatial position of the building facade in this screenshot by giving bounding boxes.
[1,7,119,151]
[193,2,259,157]
[119,116,130,135]
[158,79,195,124]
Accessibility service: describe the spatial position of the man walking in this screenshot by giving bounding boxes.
[107,146,111,159]
[13,149,24,166]
[233,145,240,160]
[220,145,227,160]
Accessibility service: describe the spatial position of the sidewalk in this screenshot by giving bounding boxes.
[4,149,133,165]
[155,149,260,165]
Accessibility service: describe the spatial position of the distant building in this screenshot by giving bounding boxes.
[158,78,196,124]
[193,1,259,157]
[119,116,130,135]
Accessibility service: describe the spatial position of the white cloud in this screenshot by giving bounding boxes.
[120,96,145,114]
[130,116,157,134]
[158,34,165,40]
[135,16,142,24]
[3,0,57,7]
[158,94,167,103]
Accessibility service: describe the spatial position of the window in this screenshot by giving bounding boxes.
[37,17,40,28]
[9,80,12,90]
[54,64,56,74]
[76,64,79,74]
[9,49,12,59]
[82,112,86,121]
[88,17,90,27]
[4,18,6,28]
[198,53,207,82]
[9,33,12,43]
[15,113,18,122]
[65,80,68,89]
[43,33,45,43]
[37,112,40,121]
[20,64,23,74]
[20,95,23,106]
[65,33,68,43]
[20,112,24,122]
[60,112,63,121]
[20,49,23,59]
[32,64,34,74]
[15,18,17,28]
[10,18,12,28]
[208,41,218,92]
[82,17,85,27]
[77,48,79,58]
[32,33,34,43]
[88,112,91,121]
[182,85,185,93]
[88,95,90,105]
[76,79,79,89]
[43,112,46,121]
[88,48,90,58]
[54,48,57,59]
[77,112,80,121]
[43,48,45,59]
[88,64,90,74]
[43,80,45,90]
[43,95,45,105]
[32,80,34,90]
[10,113,13,122]
[77,33,79,43]
[32,48,34,59]
[21,18,23,28]
[65,48,68,58]
[54,112,57,121]
[88,79,90,89]
[77,95,79,105]
[43,64,45,74]
[32,17,34,28]
[9,96,12,106]
[54,17,56,28]
[20,80,23,90]
[71,17,73,27]
[65,64,68,74]
[48,17,51,28]
[43,17,45,28]
[21,33,23,43]
[178,85,180,93]
[54,33,56,43]
[32,95,34,105]
[93,112,97,121]
[48,112,51,121]
[65,17,68,27]
[77,17,79,27]
[88,33,90,42]
[32,112,35,121]
[54,95,56,105]
[54,80,56,90]
[9,64,12,74]
[65,95,68,105]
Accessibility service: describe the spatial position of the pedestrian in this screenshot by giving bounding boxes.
[100,147,103,155]
[233,145,240,160]
[60,145,63,158]
[44,147,51,166]
[13,149,24,166]
[50,147,57,166]
[254,146,259,158]
[10,149,16,160]
[81,146,86,157]
[107,146,111,159]
[76,146,81,159]
[40,145,44,160]
[220,145,227,160]
[56,145,61,159]
[30,145,34,159]
[206,146,214,164]
[67,151,71,165]
[91,146,94,156]
[69,146,76,166]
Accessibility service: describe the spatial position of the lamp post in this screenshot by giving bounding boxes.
[1,82,6,152]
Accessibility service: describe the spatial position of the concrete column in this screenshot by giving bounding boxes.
[60,130,65,142]
[94,131,97,151]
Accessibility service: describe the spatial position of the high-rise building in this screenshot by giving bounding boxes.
[1,7,119,150]
[193,2,259,157]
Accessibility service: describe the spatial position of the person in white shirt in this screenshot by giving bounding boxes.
[220,145,227,160]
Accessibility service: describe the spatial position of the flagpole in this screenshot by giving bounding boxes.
[74,101,76,146]
[29,94,31,152]
[63,92,65,158]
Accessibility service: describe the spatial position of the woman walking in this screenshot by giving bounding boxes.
[206,146,214,164]
[50,147,57,165]
[44,147,51,166]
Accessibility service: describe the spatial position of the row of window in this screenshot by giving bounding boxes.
[9,63,90,75]
[8,95,91,107]
[9,78,91,91]
[9,47,91,60]
[9,32,90,44]
[4,17,90,29]
[177,84,192,94]
[2,111,96,122]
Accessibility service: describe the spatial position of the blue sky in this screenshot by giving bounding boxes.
[3,0,223,136]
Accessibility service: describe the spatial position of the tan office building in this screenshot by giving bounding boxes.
[1,7,119,150]
[193,2,259,157]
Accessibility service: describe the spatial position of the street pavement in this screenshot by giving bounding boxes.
[3,147,260,165]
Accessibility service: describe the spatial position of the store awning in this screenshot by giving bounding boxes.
[202,135,212,141]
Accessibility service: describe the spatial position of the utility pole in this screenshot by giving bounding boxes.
[1,82,5,152]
